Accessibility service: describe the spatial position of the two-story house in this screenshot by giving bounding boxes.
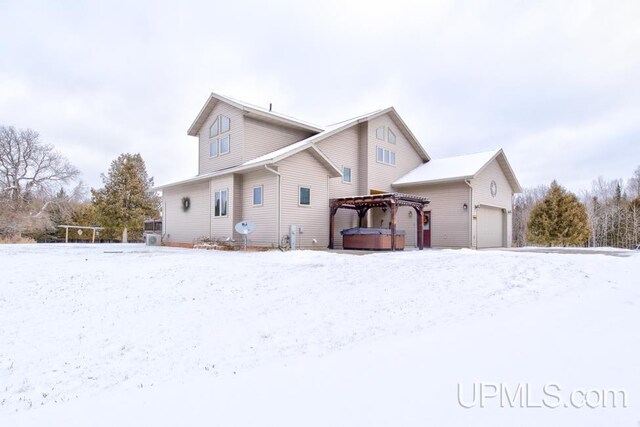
[155,92,521,249]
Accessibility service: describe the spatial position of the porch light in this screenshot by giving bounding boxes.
[463,203,468,210]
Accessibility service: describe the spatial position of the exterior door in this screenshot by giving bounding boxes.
[423,211,431,248]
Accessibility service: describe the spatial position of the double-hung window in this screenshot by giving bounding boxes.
[209,115,231,157]
[214,189,228,217]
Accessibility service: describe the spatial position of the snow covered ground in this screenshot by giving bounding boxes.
[1,244,638,426]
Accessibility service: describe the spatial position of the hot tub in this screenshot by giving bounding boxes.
[340,227,406,250]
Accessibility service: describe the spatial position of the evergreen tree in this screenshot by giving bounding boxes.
[91,153,159,242]
[527,181,591,247]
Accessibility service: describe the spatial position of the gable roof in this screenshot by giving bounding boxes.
[244,107,431,164]
[187,92,324,136]
[392,149,522,193]
[154,141,341,191]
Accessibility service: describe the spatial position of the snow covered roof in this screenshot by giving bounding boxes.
[187,92,324,136]
[393,149,522,192]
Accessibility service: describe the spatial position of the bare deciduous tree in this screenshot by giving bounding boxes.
[0,125,79,237]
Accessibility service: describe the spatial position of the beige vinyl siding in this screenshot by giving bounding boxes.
[276,150,330,248]
[240,168,278,246]
[316,126,360,247]
[393,182,471,248]
[199,102,245,174]
[471,158,514,247]
[210,174,236,239]
[367,114,424,192]
[233,173,243,240]
[162,181,210,244]
[243,117,314,163]
[357,122,369,195]
[369,206,418,247]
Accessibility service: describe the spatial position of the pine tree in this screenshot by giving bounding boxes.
[91,153,160,242]
[527,181,591,247]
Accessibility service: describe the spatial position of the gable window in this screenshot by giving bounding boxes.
[219,135,230,155]
[209,114,231,157]
[214,189,228,217]
[342,166,352,183]
[253,185,263,206]
[376,126,385,140]
[388,129,396,144]
[376,146,396,166]
[299,186,311,206]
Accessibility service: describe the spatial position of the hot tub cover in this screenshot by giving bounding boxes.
[340,227,406,236]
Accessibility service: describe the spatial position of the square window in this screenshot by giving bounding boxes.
[388,129,396,144]
[390,151,396,165]
[384,149,390,164]
[219,136,230,154]
[376,126,385,140]
[253,186,263,206]
[343,166,351,183]
[377,147,384,162]
[210,140,219,157]
[299,187,310,206]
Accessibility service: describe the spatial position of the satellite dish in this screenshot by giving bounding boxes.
[235,220,257,235]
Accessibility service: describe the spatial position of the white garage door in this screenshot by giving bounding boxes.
[477,206,505,248]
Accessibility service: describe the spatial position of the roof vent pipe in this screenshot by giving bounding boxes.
[269,103,272,112]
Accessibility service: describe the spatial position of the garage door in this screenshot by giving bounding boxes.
[477,206,504,248]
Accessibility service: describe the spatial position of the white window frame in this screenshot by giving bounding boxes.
[388,129,396,144]
[209,140,219,158]
[252,185,263,207]
[214,189,229,217]
[342,166,352,184]
[376,146,396,166]
[298,186,311,207]
[209,114,231,157]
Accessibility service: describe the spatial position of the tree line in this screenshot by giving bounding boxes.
[0,125,159,243]
[513,166,640,248]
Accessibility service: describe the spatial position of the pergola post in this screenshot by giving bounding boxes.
[390,201,398,251]
[92,228,96,244]
[329,204,338,249]
[65,227,69,243]
[357,207,368,228]
[416,208,424,250]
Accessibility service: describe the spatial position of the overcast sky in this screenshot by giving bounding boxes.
[1,0,639,195]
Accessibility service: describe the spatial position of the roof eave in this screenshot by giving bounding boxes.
[392,176,474,187]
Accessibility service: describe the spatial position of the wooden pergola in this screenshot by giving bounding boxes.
[329,193,431,251]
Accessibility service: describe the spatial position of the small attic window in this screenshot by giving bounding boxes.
[376,126,385,140]
[388,129,396,144]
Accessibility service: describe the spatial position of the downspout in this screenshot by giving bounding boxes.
[264,165,281,247]
[464,179,474,249]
